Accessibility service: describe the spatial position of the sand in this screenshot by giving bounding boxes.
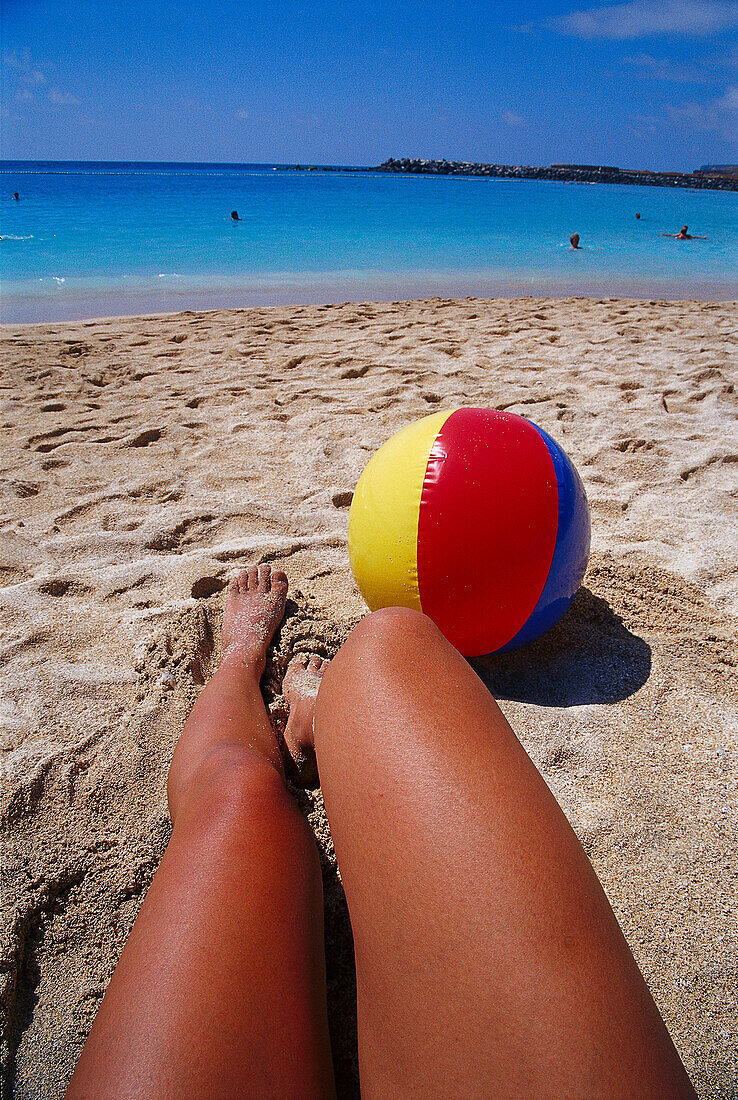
[0,295,736,1097]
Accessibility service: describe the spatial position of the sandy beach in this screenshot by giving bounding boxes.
[1,295,736,1097]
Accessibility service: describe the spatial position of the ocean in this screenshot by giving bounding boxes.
[1,161,735,323]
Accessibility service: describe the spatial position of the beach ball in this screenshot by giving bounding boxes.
[348,408,590,657]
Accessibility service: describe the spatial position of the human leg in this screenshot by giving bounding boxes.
[66,566,335,1100]
[293,606,695,1100]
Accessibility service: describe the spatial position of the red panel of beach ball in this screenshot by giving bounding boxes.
[348,408,591,656]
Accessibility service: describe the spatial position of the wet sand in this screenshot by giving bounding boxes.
[1,296,736,1097]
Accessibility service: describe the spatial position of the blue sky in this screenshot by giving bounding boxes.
[1,0,736,170]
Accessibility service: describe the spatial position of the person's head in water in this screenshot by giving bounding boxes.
[231,210,241,221]
[12,192,19,201]
[635,212,640,220]
[679,225,688,237]
[570,233,581,249]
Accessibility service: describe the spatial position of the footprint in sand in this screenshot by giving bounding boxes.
[341,365,371,380]
[0,479,39,498]
[191,576,227,599]
[614,438,655,454]
[679,453,738,483]
[127,429,163,448]
[38,578,93,597]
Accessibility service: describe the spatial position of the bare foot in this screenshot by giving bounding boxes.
[221,564,288,673]
[282,653,328,787]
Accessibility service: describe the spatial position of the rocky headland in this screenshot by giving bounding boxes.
[377,158,738,191]
[275,159,738,191]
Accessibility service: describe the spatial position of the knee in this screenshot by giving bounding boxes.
[169,745,321,893]
[321,607,442,696]
[172,744,302,840]
[346,605,441,658]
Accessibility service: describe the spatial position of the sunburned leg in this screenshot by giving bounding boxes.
[66,566,336,1100]
[287,606,696,1100]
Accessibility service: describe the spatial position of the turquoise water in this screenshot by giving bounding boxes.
[1,161,735,322]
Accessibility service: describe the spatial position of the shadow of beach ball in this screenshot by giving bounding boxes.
[348,407,590,657]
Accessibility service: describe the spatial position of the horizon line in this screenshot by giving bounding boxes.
[0,157,722,175]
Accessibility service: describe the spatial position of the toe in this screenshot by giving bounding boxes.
[308,654,324,673]
[271,569,288,593]
[232,568,248,593]
[247,565,259,591]
[258,563,271,592]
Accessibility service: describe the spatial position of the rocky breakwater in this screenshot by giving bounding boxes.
[377,158,738,192]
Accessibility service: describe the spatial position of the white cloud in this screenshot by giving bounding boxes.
[48,88,80,106]
[668,84,738,139]
[3,49,47,84]
[545,1,738,40]
[715,84,738,108]
[624,53,703,81]
[623,49,738,81]
[4,51,79,108]
[501,111,526,126]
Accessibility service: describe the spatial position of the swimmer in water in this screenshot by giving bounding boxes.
[12,192,19,201]
[569,233,582,249]
[661,225,707,240]
[231,210,241,221]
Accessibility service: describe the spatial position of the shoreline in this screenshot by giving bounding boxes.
[4,292,738,334]
[4,279,737,326]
